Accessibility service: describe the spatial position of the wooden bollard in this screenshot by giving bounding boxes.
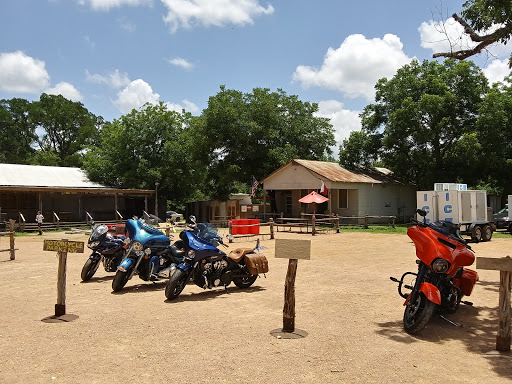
[9,219,15,260]
[228,221,233,243]
[269,218,274,240]
[476,256,512,352]
[271,239,311,339]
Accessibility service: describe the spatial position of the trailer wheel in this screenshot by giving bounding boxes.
[481,224,492,242]
[471,225,482,242]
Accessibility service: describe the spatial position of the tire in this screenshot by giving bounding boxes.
[81,258,101,282]
[165,268,188,300]
[233,274,257,289]
[403,291,437,335]
[471,225,482,242]
[481,224,492,242]
[112,270,130,292]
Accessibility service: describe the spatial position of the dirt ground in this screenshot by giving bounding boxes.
[0,228,511,384]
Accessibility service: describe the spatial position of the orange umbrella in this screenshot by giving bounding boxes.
[299,191,329,215]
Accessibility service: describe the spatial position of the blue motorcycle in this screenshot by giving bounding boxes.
[112,218,184,292]
[81,223,126,282]
[164,222,268,300]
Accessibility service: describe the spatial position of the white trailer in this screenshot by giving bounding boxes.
[417,188,494,242]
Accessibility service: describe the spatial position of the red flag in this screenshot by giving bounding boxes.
[320,180,327,195]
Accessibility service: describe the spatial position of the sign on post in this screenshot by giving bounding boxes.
[476,256,512,352]
[271,239,311,339]
[42,239,84,322]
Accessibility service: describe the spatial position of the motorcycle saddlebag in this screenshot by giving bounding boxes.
[244,253,269,275]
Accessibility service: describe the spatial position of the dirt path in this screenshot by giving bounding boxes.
[0,230,511,383]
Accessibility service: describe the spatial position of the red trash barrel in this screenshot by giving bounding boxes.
[248,219,260,235]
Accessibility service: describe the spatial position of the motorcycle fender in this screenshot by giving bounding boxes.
[419,282,441,305]
[403,283,441,306]
[117,258,134,272]
[178,262,191,272]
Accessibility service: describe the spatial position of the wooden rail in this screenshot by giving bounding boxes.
[0,219,16,260]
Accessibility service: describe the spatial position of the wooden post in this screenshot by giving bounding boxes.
[269,217,274,240]
[228,220,233,243]
[312,215,316,236]
[55,241,68,316]
[476,256,512,352]
[271,239,311,339]
[43,239,84,321]
[283,259,298,332]
[9,219,15,260]
[364,214,369,229]
[335,215,340,233]
[497,270,512,352]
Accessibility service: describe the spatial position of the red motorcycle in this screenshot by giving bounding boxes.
[390,209,479,334]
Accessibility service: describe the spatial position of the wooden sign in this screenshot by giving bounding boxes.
[274,239,311,260]
[43,240,84,253]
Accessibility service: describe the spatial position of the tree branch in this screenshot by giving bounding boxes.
[433,13,512,61]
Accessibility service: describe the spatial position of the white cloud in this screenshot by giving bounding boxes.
[46,82,83,101]
[293,34,412,101]
[114,79,160,113]
[0,51,50,93]
[86,69,131,88]
[161,0,274,33]
[483,59,511,85]
[419,18,512,59]
[78,0,152,11]
[315,100,361,154]
[168,57,194,70]
[164,99,200,114]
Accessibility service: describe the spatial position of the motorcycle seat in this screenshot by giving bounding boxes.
[228,248,254,263]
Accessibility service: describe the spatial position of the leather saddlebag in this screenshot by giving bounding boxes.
[245,253,269,275]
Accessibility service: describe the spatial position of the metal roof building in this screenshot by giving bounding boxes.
[0,164,155,223]
[262,159,416,222]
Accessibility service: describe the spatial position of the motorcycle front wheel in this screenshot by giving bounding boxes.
[403,291,436,334]
[165,269,188,300]
[233,274,257,288]
[81,257,101,282]
[112,270,130,292]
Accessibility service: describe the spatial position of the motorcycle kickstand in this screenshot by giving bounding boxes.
[439,314,463,328]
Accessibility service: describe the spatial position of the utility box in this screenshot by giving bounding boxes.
[417,188,493,242]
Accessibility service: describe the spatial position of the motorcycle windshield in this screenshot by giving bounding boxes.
[195,222,219,243]
[184,231,220,252]
[89,224,108,242]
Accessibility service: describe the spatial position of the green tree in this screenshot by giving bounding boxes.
[83,102,201,209]
[433,0,512,66]
[340,59,489,190]
[475,80,512,195]
[194,86,335,200]
[0,98,37,163]
[30,93,101,167]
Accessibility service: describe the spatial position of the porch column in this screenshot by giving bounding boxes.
[38,193,42,212]
[328,189,332,214]
[144,196,148,213]
[114,193,118,220]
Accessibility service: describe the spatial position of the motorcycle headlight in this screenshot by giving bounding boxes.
[187,250,195,259]
[132,241,143,252]
[431,258,450,273]
[88,241,100,248]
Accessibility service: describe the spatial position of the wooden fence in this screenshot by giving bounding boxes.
[0,219,16,260]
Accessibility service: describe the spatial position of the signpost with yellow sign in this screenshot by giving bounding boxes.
[43,239,84,322]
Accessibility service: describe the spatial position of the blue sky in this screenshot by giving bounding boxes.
[1,0,511,152]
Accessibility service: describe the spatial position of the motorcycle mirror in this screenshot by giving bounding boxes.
[416,209,427,217]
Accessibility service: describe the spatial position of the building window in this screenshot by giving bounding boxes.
[338,189,348,209]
